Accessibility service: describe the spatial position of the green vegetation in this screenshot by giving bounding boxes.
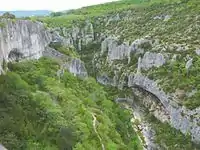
[2,0,200,149]
[39,0,152,28]
[0,12,16,19]
[0,21,5,28]
[0,57,141,149]
[49,43,79,58]
[146,114,195,150]
[147,55,200,109]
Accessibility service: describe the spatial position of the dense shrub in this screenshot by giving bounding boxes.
[1,57,141,150]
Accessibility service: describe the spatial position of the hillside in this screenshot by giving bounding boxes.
[41,0,200,149]
[0,0,200,149]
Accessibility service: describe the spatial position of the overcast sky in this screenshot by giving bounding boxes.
[0,0,118,11]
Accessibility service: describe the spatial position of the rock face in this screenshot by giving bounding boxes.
[68,59,88,78]
[100,36,153,62]
[128,73,200,143]
[43,47,88,78]
[101,37,129,61]
[0,19,88,79]
[0,19,52,73]
[0,144,7,150]
[61,21,95,50]
[140,52,166,70]
[49,3,200,148]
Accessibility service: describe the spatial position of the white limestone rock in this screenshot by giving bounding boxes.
[128,74,200,143]
[0,19,51,71]
[140,52,166,70]
[195,49,200,55]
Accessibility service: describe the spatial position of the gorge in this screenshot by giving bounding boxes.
[0,0,200,149]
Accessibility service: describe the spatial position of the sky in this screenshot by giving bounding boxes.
[0,0,118,11]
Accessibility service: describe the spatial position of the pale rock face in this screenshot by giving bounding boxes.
[153,14,171,21]
[137,57,142,74]
[0,19,51,72]
[0,144,7,150]
[101,37,153,62]
[97,74,113,85]
[129,38,152,55]
[108,43,129,61]
[128,74,200,143]
[101,36,130,61]
[185,58,193,71]
[62,21,95,50]
[60,59,88,79]
[170,54,177,65]
[140,52,166,70]
[163,15,171,21]
[195,49,200,55]
[83,21,95,45]
[105,13,121,26]
[43,47,88,79]
[68,59,88,78]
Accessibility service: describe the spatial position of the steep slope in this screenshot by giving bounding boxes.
[0,19,51,73]
[0,58,142,149]
[40,0,200,149]
[0,15,142,149]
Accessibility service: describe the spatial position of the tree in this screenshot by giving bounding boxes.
[1,12,16,19]
[50,12,63,17]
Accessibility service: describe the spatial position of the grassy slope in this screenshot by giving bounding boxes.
[40,0,148,28]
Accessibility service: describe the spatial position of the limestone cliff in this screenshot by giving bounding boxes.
[0,19,87,78]
[44,0,200,148]
[1,0,200,149]
[0,19,52,73]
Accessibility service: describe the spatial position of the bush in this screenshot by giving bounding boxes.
[1,12,16,19]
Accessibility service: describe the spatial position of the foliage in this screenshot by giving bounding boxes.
[50,12,64,17]
[49,43,79,58]
[146,114,195,150]
[147,55,200,109]
[1,12,16,19]
[0,57,141,150]
[39,0,150,28]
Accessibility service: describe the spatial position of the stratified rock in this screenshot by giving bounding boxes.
[0,144,7,150]
[97,74,113,85]
[185,58,193,72]
[195,49,200,55]
[62,21,95,50]
[140,52,166,70]
[128,73,200,143]
[61,58,88,78]
[0,19,51,71]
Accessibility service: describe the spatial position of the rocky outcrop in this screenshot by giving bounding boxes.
[100,36,153,62]
[101,37,129,61]
[0,19,52,71]
[0,144,7,150]
[97,74,113,85]
[116,97,160,150]
[60,21,95,50]
[0,19,88,78]
[43,47,88,78]
[140,52,166,70]
[128,73,200,143]
[67,58,88,78]
[195,49,200,55]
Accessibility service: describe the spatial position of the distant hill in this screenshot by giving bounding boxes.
[0,10,51,17]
